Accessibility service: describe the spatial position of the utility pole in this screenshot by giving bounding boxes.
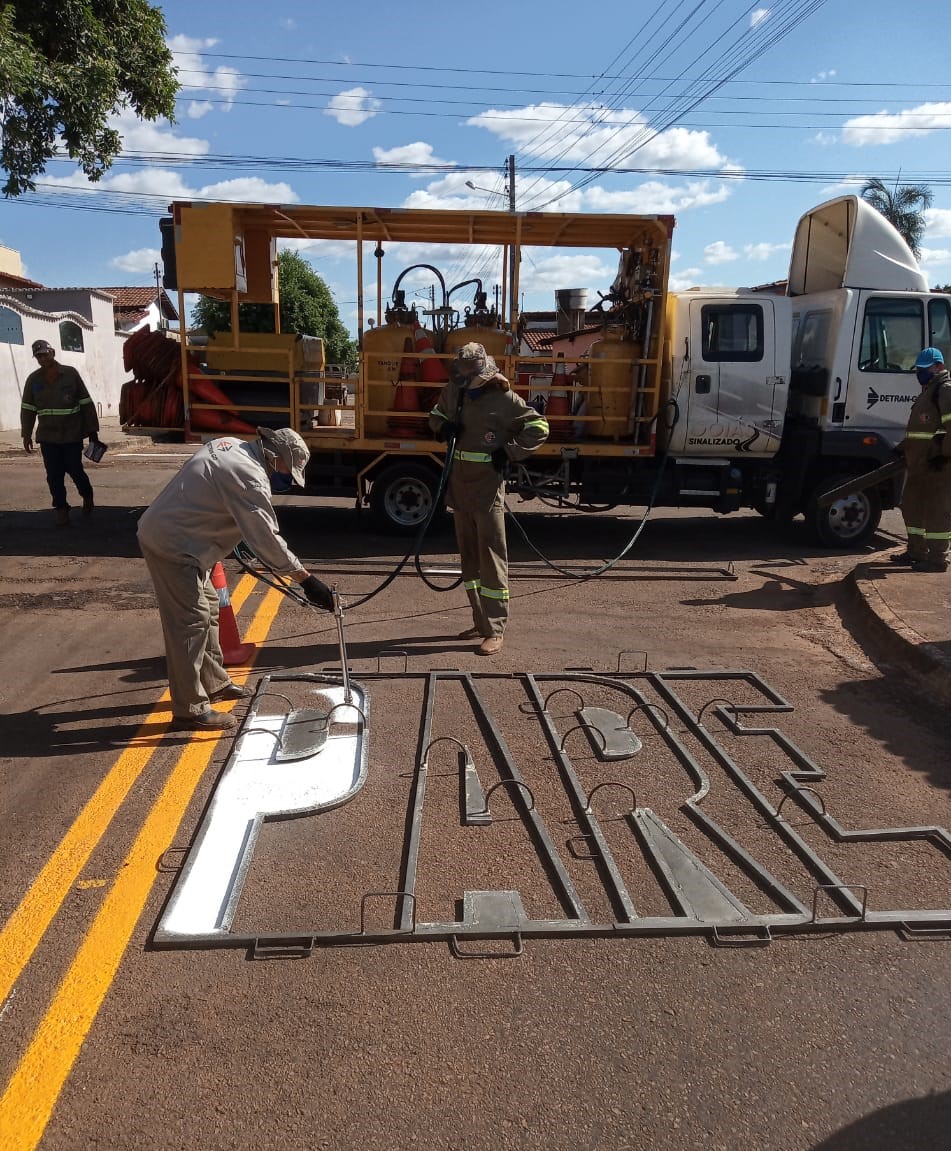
[507,154,516,325]
[154,261,166,330]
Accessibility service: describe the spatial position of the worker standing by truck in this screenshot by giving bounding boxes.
[137,427,335,730]
[21,339,101,527]
[896,347,951,572]
[429,343,549,655]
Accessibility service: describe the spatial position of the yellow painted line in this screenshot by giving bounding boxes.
[0,584,286,1151]
[0,572,258,1010]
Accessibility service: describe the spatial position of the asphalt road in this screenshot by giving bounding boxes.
[1,441,949,1151]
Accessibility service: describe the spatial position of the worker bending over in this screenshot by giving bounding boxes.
[429,342,549,655]
[138,427,333,730]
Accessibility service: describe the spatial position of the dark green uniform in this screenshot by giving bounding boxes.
[430,375,549,637]
[900,367,951,567]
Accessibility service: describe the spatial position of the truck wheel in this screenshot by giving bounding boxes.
[807,472,882,548]
[369,462,443,534]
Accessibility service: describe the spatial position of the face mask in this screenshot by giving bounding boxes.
[917,368,934,387]
[269,470,293,494]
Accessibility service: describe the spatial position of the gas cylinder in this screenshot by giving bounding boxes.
[362,322,418,436]
[586,329,639,439]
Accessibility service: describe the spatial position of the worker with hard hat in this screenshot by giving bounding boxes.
[138,427,334,730]
[20,338,101,526]
[895,347,951,572]
[429,342,549,655]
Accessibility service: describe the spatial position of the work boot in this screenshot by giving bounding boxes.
[888,550,917,564]
[912,558,949,573]
[208,682,250,702]
[478,635,504,656]
[54,506,70,527]
[82,495,94,516]
[171,709,237,731]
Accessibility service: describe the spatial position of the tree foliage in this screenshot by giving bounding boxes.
[192,250,357,367]
[0,1,178,196]
[860,177,933,260]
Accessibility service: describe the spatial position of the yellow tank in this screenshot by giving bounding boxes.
[361,323,417,436]
[444,324,511,373]
[587,331,639,439]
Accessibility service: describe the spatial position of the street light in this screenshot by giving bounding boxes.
[465,179,509,199]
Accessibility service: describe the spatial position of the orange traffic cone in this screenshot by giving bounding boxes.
[414,326,449,384]
[546,352,573,442]
[211,562,256,665]
[389,338,427,436]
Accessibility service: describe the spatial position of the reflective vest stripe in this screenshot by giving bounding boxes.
[464,579,480,591]
[906,526,926,536]
[27,405,84,417]
[454,450,493,463]
[524,417,549,432]
[431,406,447,419]
[924,530,951,540]
[906,432,937,440]
[479,586,509,602]
[20,402,37,412]
[942,412,951,424]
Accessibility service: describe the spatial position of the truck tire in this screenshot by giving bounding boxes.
[369,461,444,534]
[807,472,882,548]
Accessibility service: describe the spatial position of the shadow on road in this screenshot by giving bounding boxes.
[811,1090,951,1151]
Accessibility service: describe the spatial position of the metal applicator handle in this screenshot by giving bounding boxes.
[332,587,352,706]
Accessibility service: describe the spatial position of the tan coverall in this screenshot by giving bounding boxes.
[137,437,305,719]
[900,368,951,566]
[429,376,549,637]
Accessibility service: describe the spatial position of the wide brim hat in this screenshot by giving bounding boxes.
[451,341,499,383]
[258,426,310,487]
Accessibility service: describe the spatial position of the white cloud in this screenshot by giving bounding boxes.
[168,34,245,112]
[111,248,161,274]
[113,107,209,156]
[280,18,297,30]
[467,102,732,171]
[584,179,732,214]
[811,69,837,83]
[325,87,381,126]
[41,168,297,204]
[705,241,738,264]
[842,102,951,146]
[515,253,615,295]
[669,267,704,291]
[372,142,454,176]
[813,131,838,147]
[924,208,951,239]
[751,8,770,27]
[920,247,951,264]
[744,241,791,261]
[186,101,215,120]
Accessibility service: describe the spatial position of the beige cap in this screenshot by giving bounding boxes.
[451,341,499,383]
[258,426,310,487]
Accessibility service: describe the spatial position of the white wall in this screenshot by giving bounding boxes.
[0,291,127,431]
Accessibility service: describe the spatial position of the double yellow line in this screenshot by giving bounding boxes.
[0,578,285,1150]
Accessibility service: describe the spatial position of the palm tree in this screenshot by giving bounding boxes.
[860,177,933,260]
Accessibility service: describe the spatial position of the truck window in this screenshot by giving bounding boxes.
[858,297,923,372]
[701,304,763,362]
[794,310,831,367]
[928,297,951,364]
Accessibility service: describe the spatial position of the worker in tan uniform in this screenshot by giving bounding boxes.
[896,346,951,572]
[138,427,334,730]
[20,338,101,526]
[429,342,549,655]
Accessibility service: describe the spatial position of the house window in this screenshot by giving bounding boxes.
[59,320,84,352]
[701,304,764,362]
[0,306,24,344]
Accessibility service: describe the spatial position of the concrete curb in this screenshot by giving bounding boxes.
[845,563,951,704]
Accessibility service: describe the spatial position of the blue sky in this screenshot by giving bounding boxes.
[3,0,951,331]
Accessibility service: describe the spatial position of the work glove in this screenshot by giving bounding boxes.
[928,456,949,472]
[491,449,510,475]
[436,420,461,443]
[22,437,33,453]
[300,574,334,611]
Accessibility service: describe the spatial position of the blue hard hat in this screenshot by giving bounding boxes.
[914,346,945,368]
